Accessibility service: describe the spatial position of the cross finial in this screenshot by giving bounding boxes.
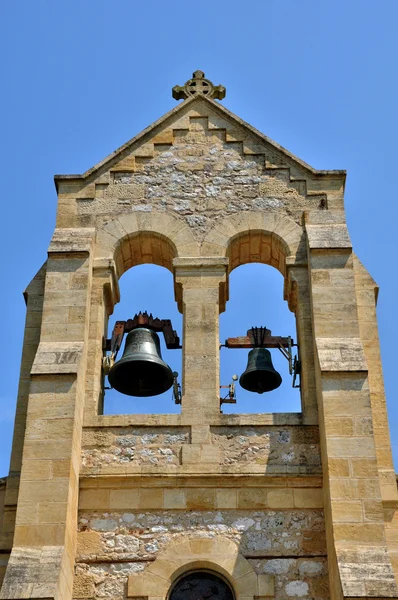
[172,70,226,101]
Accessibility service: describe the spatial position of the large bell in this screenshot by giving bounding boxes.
[108,327,174,397]
[239,348,282,394]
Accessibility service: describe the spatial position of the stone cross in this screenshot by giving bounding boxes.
[172,70,226,101]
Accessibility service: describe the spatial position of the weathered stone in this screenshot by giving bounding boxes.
[1,71,396,600]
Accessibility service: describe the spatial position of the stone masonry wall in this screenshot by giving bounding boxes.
[211,426,321,473]
[75,509,328,600]
[81,427,190,470]
[81,426,321,475]
[74,110,329,237]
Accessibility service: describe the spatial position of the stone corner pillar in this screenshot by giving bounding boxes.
[0,228,94,600]
[306,215,398,599]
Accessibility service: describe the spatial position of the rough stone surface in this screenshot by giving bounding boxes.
[76,510,327,599]
[74,558,329,600]
[75,562,147,599]
[211,426,321,472]
[81,427,189,468]
[77,114,326,237]
[78,509,326,560]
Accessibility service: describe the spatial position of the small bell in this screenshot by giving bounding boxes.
[108,327,174,397]
[239,348,282,394]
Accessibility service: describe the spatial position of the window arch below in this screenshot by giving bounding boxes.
[169,571,234,600]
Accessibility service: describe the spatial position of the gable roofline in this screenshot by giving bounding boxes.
[54,95,346,192]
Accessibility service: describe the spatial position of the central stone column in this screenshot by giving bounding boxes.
[174,257,228,424]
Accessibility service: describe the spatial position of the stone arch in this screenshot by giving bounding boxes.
[201,212,304,276]
[127,536,274,600]
[95,211,199,277]
[115,231,177,275]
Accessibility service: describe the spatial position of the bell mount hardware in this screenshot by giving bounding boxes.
[222,326,301,390]
[102,312,181,400]
[219,374,238,406]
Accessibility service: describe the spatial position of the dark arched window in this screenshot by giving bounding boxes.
[169,571,234,600]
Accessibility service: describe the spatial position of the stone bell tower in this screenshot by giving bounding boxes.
[1,70,398,600]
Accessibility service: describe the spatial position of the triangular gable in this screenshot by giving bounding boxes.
[54,95,345,192]
[54,94,348,237]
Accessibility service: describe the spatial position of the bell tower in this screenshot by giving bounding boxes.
[1,70,398,600]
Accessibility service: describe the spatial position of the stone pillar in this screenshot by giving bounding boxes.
[286,263,318,424]
[0,265,46,556]
[306,212,398,599]
[0,229,94,600]
[173,257,228,464]
[83,258,120,421]
[353,256,398,505]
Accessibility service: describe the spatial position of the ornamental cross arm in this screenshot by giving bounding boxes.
[172,70,226,101]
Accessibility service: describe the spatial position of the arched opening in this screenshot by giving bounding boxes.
[169,571,234,600]
[113,231,176,278]
[103,262,182,415]
[220,229,300,414]
[228,229,287,277]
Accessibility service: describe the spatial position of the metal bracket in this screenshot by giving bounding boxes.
[172,371,182,405]
[220,375,238,405]
[277,336,301,388]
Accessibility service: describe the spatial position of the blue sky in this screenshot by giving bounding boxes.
[1,0,398,474]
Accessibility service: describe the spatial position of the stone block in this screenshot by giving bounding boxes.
[109,489,140,510]
[327,436,375,458]
[316,338,367,372]
[363,500,384,522]
[72,573,95,599]
[334,522,386,543]
[267,489,294,508]
[139,488,163,509]
[18,479,69,504]
[258,573,275,597]
[48,227,94,254]
[215,489,237,509]
[79,488,110,510]
[186,488,215,510]
[350,457,378,478]
[76,530,102,557]
[293,488,323,508]
[328,458,350,477]
[14,523,65,546]
[148,558,178,581]
[237,488,267,509]
[306,224,351,249]
[38,502,67,524]
[332,500,363,522]
[21,459,52,480]
[325,417,354,437]
[31,342,84,375]
[128,572,168,597]
[164,489,186,509]
[14,502,38,526]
